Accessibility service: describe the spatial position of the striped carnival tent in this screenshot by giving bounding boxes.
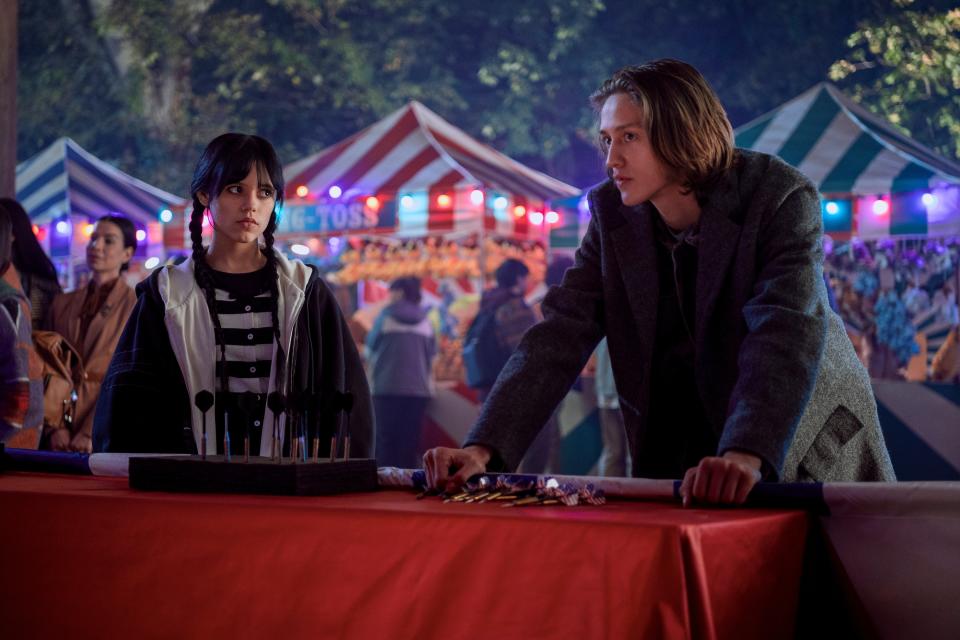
[871,381,960,480]
[736,83,960,239]
[15,138,186,288]
[15,137,185,226]
[279,101,580,240]
[548,194,589,253]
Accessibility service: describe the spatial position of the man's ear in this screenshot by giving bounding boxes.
[197,192,209,207]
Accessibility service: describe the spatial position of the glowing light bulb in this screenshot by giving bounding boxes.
[470,189,484,205]
[296,185,309,198]
[135,229,147,242]
[513,205,526,217]
[872,199,889,216]
[82,224,94,237]
[922,193,937,207]
[55,220,70,235]
[529,211,544,225]
[825,201,840,216]
[494,196,508,210]
[400,195,415,210]
[365,196,380,211]
[545,211,560,225]
[159,209,173,223]
[437,194,452,207]
[291,243,310,256]
[328,185,342,199]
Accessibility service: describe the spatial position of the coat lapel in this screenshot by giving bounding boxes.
[609,200,659,389]
[694,171,743,349]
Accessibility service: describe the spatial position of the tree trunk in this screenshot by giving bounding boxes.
[0,0,17,198]
[88,0,211,139]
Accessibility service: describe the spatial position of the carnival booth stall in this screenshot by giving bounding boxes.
[736,82,960,374]
[275,102,603,470]
[15,137,186,290]
[278,101,581,327]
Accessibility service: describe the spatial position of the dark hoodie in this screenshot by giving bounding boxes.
[479,286,537,353]
[365,300,436,397]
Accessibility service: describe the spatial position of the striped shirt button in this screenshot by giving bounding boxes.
[247,333,254,340]
[254,420,261,427]
[244,304,252,311]
[249,366,256,373]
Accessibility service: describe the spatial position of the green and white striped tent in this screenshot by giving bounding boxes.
[735,82,960,238]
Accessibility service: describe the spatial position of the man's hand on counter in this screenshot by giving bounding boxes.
[422,444,492,493]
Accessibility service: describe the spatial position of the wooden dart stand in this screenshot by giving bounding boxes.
[128,456,378,496]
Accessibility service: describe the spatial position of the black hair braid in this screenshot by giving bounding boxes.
[189,200,229,396]
[261,212,287,393]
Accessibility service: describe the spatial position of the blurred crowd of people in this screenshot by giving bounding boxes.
[826,238,960,383]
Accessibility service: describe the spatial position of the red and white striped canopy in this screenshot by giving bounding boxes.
[285,101,579,203]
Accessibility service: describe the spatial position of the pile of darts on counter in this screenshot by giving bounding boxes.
[418,474,607,507]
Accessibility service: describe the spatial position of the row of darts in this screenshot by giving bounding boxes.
[192,388,356,463]
[417,475,607,507]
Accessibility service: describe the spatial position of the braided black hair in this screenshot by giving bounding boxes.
[189,133,287,399]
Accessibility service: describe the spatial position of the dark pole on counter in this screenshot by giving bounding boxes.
[267,391,285,463]
[0,0,17,198]
[341,392,354,460]
[194,391,214,461]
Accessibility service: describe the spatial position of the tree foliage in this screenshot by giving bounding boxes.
[830,0,960,160]
[17,0,959,194]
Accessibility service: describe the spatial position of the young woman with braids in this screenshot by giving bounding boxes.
[93,133,373,458]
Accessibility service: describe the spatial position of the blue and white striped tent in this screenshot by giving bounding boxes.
[736,83,960,238]
[15,137,185,225]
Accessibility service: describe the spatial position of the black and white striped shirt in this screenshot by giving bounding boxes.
[209,265,275,454]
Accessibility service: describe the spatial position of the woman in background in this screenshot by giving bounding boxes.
[44,215,138,452]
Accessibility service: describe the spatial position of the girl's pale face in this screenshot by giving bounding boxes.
[200,165,276,247]
[86,221,132,276]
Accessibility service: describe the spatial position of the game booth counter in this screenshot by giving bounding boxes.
[2,446,959,640]
[14,137,187,291]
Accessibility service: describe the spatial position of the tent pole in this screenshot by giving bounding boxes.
[0,0,16,197]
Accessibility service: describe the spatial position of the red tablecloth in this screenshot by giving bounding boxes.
[0,473,809,639]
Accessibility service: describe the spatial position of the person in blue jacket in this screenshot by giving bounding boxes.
[366,277,436,468]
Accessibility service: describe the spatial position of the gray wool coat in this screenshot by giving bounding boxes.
[465,150,895,482]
